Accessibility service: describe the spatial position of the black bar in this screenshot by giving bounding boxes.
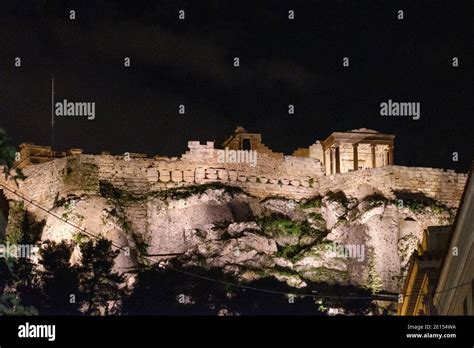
[0,316,473,346]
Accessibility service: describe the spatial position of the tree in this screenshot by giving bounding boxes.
[8,254,42,311]
[122,265,218,315]
[0,252,40,315]
[38,240,82,315]
[0,292,38,315]
[122,264,326,315]
[77,238,125,315]
[0,128,25,183]
[0,129,35,314]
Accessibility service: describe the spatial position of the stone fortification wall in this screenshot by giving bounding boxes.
[0,149,467,211]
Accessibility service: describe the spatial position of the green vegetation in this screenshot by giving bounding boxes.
[54,197,85,223]
[403,199,425,213]
[301,267,349,283]
[211,220,232,231]
[52,194,63,208]
[401,199,448,215]
[131,233,149,256]
[397,235,418,261]
[336,217,349,225]
[119,217,131,233]
[326,191,350,208]
[0,128,25,183]
[63,158,98,191]
[299,196,322,209]
[308,212,323,221]
[259,214,328,260]
[307,240,334,253]
[260,216,320,238]
[393,190,449,215]
[76,238,125,315]
[99,180,136,201]
[429,202,445,215]
[72,233,88,245]
[260,195,292,204]
[366,256,383,294]
[268,265,299,278]
[4,238,125,315]
[265,218,303,237]
[361,191,450,220]
[211,221,239,240]
[103,206,132,234]
[0,293,38,315]
[154,183,244,200]
[276,244,304,259]
[5,201,26,245]
[64,162,74,180]
[242,264,300,279]
[362,193,388,208]
[99,181,244,202]
[122,264,374,315]
[6,227,22,245]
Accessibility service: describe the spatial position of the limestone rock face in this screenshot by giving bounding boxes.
[40,195,137,274]
[261,198,298,218]
[21,183,453,294]
[1,155,460,294]
[321,198,347,230]
[145,190,253,255]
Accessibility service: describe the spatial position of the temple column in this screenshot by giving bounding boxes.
[335,145,341,174]
[322,148,326,167]
[388,145,394,165]
[371,144,377,168]
[330,147,335,174]
[352,143,359,171]
[325,149,331,175]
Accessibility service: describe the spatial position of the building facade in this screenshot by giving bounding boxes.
[433,164,474,315]
[398,163,473,315]
[398,226,451,315]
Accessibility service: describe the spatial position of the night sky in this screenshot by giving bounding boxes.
[0,0,472,171]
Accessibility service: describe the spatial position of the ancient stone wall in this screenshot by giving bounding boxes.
[315,166,467,207]
[1,151,467,214]
[223,132,284,160]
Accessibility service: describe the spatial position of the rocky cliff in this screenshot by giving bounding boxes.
[2,157,458,295]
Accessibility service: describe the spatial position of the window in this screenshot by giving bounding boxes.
[242,138,251,151]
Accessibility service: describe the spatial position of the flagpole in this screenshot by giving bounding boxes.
[51,74,54,157]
